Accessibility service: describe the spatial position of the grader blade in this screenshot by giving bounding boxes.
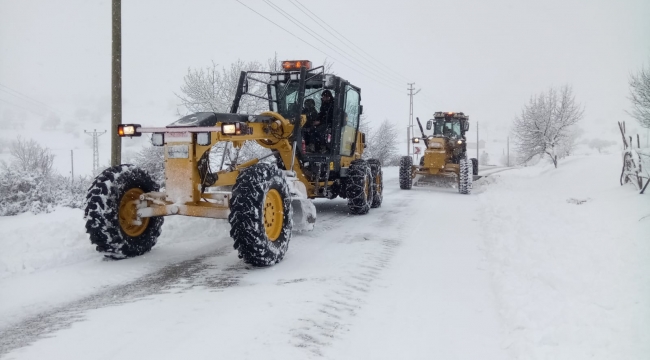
[291,198,316,232]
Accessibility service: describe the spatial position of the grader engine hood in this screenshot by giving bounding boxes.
[168,112,273,128]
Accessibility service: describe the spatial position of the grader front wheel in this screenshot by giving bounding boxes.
[459,157,472,195]
[229,163,293,266]
[84,165,164,259]
[399,156,413,190]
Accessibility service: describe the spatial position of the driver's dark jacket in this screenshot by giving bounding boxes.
[317,99,335,128]
[302,107,318,128]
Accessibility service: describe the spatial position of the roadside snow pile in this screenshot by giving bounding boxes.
[0,208,230,280]
[477,154,650,360]
[0,208,93,279]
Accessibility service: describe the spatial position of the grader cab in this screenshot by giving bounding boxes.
[399,112,478,194]
[84,60,383,266]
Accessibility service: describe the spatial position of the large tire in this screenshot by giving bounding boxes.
[84,164,164,258]
[459,157,472,195]
[367,159,383,208]
[229,163,292,266]
[399,156,413,190]
[346,159,373,215]
[471,158,478,175]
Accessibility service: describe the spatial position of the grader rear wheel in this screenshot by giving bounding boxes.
[347,159,373,215]
[367,159,383,208]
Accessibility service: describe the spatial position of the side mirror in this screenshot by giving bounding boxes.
[426,120,433,130]
[361,132,366,144]
[359,105,363,115]
[243,79,249,94]
[412,137,420,144]
[462,120,469,131]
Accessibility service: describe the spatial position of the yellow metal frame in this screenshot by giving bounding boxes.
[136,111,364,220]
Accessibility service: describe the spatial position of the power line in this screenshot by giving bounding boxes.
[289,0,410,83]
[286,0,405,85]
[234,0,404,94]
[0,97,47,117]
[0,83,69,117]
[261,0,404,91]
[263,0,405,88]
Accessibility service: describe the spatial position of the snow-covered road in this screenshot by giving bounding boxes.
[1,154,648,360]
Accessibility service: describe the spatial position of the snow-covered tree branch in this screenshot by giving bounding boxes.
[627,59,650,128]
[512,85,584,168]
[364,119,398,166]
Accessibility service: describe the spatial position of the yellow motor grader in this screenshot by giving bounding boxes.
[84,61,383,266]
[399,112,478,194]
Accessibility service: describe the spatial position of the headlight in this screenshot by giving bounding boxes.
[117,124,141,137]
[428,142,443,149]
[197,132,210,146]
[457,140,463,145]
[412,137,420,144]
[222,123,237,135]
[221,122,250,135]
[151,133,164,146]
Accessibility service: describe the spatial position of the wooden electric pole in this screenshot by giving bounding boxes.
[111,0,122,166]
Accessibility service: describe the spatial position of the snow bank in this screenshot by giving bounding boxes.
[477,154,650,359]
[0,208,230,280]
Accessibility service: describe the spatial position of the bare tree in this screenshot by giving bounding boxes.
[366,119,398,165]
[359,114,372,138]
[512,85,584,168]
[628,59,650,128]
[8,137,55,176]
[175,59,268,115]
[131,144,165,185]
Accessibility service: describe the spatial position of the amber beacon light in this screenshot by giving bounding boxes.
[281,60,312,71]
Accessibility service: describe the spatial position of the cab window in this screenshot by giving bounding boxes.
[339,86,360,156]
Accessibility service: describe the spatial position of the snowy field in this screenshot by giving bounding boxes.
[0,154,648,360]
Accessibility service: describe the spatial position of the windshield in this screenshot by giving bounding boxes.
[270,80,333,119]
[433,119,461,138]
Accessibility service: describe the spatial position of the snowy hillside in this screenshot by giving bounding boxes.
[0,154,648,360]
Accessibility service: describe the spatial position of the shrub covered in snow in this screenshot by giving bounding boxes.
[0,137,93,216]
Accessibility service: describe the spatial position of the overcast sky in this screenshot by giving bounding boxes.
[1,0,649,144]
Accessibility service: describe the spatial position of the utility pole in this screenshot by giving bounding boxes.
[407,83,420,156]
[85,129,107,175]
[111,0,122,166]
[507,136,510,167]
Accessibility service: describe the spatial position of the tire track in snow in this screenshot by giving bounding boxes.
[0,245,245,356]
[289,189,415,357]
